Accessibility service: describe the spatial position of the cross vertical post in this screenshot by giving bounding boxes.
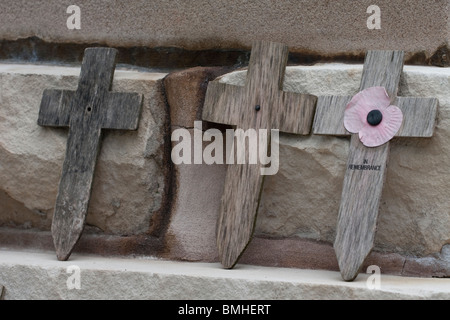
[313,51,438,281]
[38,48,143,260]
[202,41,317,268]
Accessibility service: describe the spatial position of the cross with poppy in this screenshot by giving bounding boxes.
[313,51,438,281]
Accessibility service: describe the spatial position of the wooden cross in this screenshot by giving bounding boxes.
[313,51,438,281]
[202,41,317,268]
[38,48,143,261]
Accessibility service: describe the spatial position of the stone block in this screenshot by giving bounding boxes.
[164,128,226,262]
[0,64,170,236]
[164,66,232,128]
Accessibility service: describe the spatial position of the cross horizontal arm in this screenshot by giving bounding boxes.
[102,92,143,130]
[313,95,438,138]
[395,97,438,137]
[38,89,75,127]
[271,91,317,135]
[202,81,244,126]
[312,95,353,136]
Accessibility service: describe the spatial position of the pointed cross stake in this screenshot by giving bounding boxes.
[313,51,438,281]
[38,48,143,260]
[202,41,317,268]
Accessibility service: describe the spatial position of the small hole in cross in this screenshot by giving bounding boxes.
[87,107,92,112]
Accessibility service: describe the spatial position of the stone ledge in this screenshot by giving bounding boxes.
[0,249,448,300]
[1,228,448,279]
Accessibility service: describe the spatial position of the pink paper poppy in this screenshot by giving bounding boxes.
[344,86,403,147]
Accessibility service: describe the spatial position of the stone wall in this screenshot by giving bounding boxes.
[0,62,448,277]
[0,0,449,61]
[0,1,449,278]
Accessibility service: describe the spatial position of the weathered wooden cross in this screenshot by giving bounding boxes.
[202,41,317,268]
[38,48,143,261]
[313,51,438,281]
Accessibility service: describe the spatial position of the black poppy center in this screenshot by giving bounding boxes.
[367,109,383,126]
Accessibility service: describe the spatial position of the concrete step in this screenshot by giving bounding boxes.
[0,249,448,300]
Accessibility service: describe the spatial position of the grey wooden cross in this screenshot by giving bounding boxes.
[313,51,438,281]
[202,41,317,268]
[38,48,143,261]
